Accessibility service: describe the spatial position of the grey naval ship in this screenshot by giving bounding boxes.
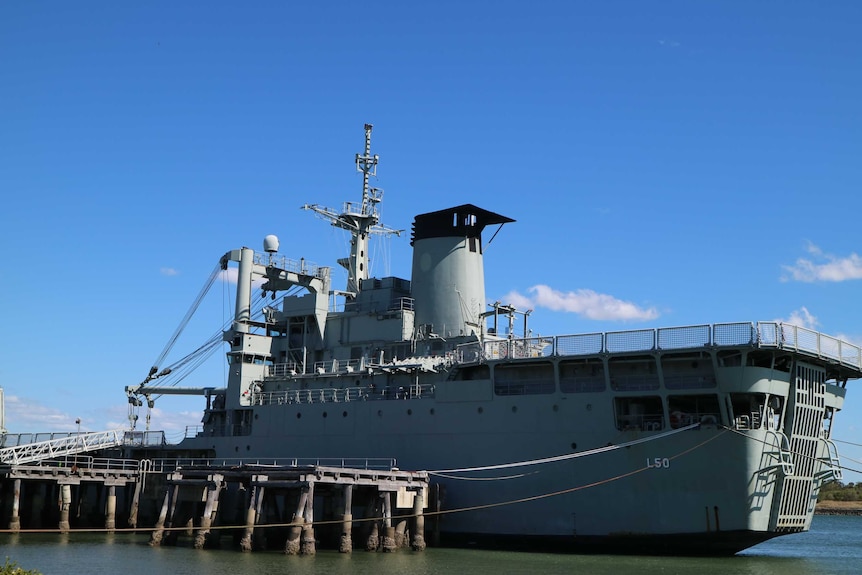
[127,124,862,555]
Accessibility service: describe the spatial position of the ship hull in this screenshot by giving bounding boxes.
[176,373,827,554]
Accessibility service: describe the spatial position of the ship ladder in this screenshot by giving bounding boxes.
[764,429,795,476]
[815,437,843,482]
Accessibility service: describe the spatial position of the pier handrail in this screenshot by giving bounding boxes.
[0,429,126,465]
[139,456,398,474]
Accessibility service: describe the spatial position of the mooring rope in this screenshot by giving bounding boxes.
[428,421,702,476]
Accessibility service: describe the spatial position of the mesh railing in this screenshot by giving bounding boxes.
[474,322,862,371]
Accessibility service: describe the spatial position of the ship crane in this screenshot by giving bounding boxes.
[302,124,403,299]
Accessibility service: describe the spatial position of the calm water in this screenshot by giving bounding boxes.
[2,516,860,575]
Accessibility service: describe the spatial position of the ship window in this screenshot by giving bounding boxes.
[453,365,490,380]
[469,237,477,253]
[608,356,659,391]
[774,354,793,373]
[559,359,605,393]
[717,350,742,367]
[661,353,716,389]
[494,362,555,395]
[614,396,664,431]
[729,393,767,430]
[668,394,721,428]
[747,351,773,368]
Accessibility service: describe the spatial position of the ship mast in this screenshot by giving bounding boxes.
[302,124,402,299]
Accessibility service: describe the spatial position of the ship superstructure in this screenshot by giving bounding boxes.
[127,125,862,555]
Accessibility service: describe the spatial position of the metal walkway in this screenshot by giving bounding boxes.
[0,430,126,465]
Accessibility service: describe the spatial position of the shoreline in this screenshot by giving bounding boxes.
[815,501,862,516]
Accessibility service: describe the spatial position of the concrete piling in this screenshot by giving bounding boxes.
[128,479,142,529]
[194,475,223,549]
[381,492,397,552]
[239,485,259,552]
[149,487,171,546]
[411,487,426,551]
[300,482,316,556]
[284,484,308,555]
[339,484,353,553]
[58,484,72,533]
[9,478,21,533]
[105,485,117,532]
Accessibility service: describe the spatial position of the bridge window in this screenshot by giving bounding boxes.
[668,394,721,428]
[662,353,716,389]
[614,396,664,431]
[608,356,659,391]
[559,359,605,393]
[730,393,767,430]
[494,362,555,395]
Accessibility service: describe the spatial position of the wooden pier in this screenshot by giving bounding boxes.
[1,455,430,554]
[148,463,429,553]
[0,455,140,533]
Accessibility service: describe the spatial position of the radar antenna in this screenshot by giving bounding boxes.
[302,124,403,298]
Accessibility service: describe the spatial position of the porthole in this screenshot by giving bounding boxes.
[323,411,328,418]
[478,407,484,414]
[430,408,435,415]
[511,406,518,413]
[377,410,383,417]
[407,409,413,416]
[342,411,348,418]
[296,412,302,419]
[571,442,577,450]
[553,404,559,412]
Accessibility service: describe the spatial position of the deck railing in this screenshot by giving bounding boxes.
[481,322,862,370]
[251,383,436,406]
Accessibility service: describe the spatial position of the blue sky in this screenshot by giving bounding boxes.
[1,1,861,479]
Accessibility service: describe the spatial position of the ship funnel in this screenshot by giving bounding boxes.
[410,204,514,339]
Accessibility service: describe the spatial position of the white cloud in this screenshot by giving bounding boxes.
[2,394,202,442]
[2,394,79,433]
[500,284,659,322]
[160,267,180,276]
[779,307,819,330]
[781,243,862,282]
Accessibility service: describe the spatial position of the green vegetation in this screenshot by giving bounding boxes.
[1,558,42,575]
[819,481,862,502]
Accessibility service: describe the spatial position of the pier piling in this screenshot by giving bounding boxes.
[339,484,353,553]
[411,487,426,551]
[284,482,308,555]
[239,485,259,552]
[300,482,316,556]
[58,484,72,533]
[105,485,117,532]
[149,487,171,546]
[9,478,21,533]
[194,474,223,549]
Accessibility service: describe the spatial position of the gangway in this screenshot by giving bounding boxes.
[0,430,126,465]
